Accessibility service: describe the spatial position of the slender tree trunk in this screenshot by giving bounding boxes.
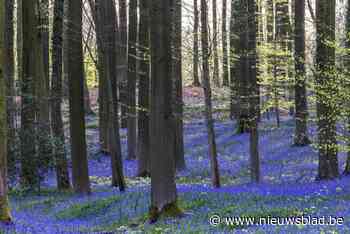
[4,0,15,179]
[222,0,229,86]
[212,0,220,87]
[193,0,201,87]
[127,0,138,160]
[149,0,180,221]
[0,0,12,222]
[137,0,150,177]
[51,0,71,190]
[118,0,128,128]
[247,0,260,182]
[315,0,338,180]
[294,0,310,146]
[201,0,221,188]
[67,0,91,194]
[95,0,126,190]
[21,0,39,189]
[173,0,186,171]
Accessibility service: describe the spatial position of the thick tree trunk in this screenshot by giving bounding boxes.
[0,0,12,222]
[51,0,71,190]
[201,0,221,188]
[222,0,229,86]
[173,0,186,171]
[212,0,220,87]
[67,0,91,194]
[127,0,138,160]
[294,0,310,146]
[118,0,128,128]
[137,0,150,177]
[149,0,180,220]
[315,0,338,180]
[21,0,39,189]
[192,0,201,87]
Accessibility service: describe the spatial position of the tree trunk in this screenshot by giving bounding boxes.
[344,0,350,175]
[201,0,221,188]
[51,0,71,190]
[294,0,310,146]
[137,0,151,177]
[127,0,138,160]
[118,0,128,128]
[192,0,201,87]
[315,0,338,180]
[149,0,180,220]
[0,0,12,222]
[247,0,260,182]
[67,0,91,194]
[212,0,220,87]
[222,0,229,86]
[173,0,186,171]
[21,0,39,189]
[4,0,16,180]
[95,0,126,190]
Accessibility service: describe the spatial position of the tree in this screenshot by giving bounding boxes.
[118,0,128,128]
[127,0,138,160]
[21,0,39,188]
[212,0,220,86]
[67,0,91,194]
[222,0,229,86]
[137,0,150,177]
[95,0,126,190]
[247,0,260,182]
[173,0,186,171]
[4,0,15,178]
[201,0,221,188]
[344,0,350,175]
[294,0,310,146]
[192,0,201,87]
[149,0,182,221]
[0,0,12,222]
[51,0,70,190]
[315,0,338,180]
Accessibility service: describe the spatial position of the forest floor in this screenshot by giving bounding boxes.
[1,87,350,233]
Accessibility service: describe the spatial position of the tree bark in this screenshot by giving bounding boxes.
[0,0,12,222]
[67,0,91,194]
[222,0,229,86]
[173,0,186,171]
[149,0,179,218]
[127,0,138,160]
[212,0,220,87]
[21,0,39,189]
[51,0,71,190]
[315,0,338,180]
[137,0,151,177]
[118,0,128,128]
[192,0,201,87]
[294,0,310,146]
[201,0,221,188]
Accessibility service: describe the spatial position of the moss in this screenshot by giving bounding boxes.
[0,196,12,223]
[149,201,184,223]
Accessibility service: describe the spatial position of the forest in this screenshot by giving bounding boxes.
[0,0,350,233]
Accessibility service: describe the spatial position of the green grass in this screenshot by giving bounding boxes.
[55,196,122,220]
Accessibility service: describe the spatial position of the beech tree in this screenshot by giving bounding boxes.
[67,0,91,194]
[51,0,70,190]
[222,0,229,86]
[192,0,201,87]
[315,0,338,180]
[149,0,181,221]
[201,0,221,188]
[0,0,12,222]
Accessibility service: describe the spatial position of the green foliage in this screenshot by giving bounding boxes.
[55,196,121,220]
